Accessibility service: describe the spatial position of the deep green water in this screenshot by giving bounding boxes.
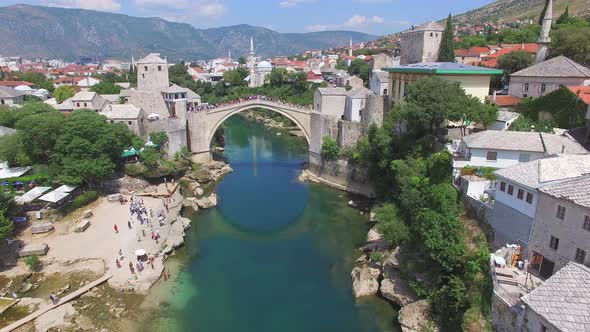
[140,116,398,332]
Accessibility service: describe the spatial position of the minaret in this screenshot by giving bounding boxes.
[249,36,256,87]
[228,49,231,62]
[536,0,552,63]
[349,38,353,57]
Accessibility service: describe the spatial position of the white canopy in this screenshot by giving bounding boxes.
[38,191,69,203]
[135,249,147,256]
[16,186,51,204]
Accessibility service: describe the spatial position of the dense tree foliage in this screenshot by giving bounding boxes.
[550,26,590,65]
[320,136,340,160]
[0,103,142,188]
[54,85,77,103]
[438,14,455,62]
[347,59,370,83]
[497,50,534,79]
[90,81,122,94]
[8,72,54,91]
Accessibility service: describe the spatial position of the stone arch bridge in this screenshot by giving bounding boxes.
[187,97,313,162]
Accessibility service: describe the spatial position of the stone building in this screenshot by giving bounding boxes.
[101,104,148,139]
[344,87,374,123]
[0,86,25,106]
[369,70,389,96]
[136,53,169,92]
[508,56,590,99]
[399,21,444,65]
[69,91,109,112]
[527,175,590,278]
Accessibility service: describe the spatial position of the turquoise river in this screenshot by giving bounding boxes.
[136,115,399,332]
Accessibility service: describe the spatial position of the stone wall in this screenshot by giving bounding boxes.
[489,200,533,248]
[338,120,362,148]
[309,152,374,197]
[361,95,386,133]
[148,118,187,156]
[129,90,169,118]
[491,292,527,332]
[137,62,169,92]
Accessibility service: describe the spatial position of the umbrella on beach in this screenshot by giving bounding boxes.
[135,249,147,256]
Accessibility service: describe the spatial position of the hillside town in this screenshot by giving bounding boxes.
[0,0,589,331]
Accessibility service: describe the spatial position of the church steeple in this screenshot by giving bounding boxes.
[536,0,552,63]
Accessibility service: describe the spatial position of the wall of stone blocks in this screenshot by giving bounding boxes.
[338,120,363,148]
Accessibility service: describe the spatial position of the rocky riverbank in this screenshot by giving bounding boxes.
[349,204,441,332]
[0,160,234,331]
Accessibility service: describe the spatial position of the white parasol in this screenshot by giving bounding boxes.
[135,249,147,256]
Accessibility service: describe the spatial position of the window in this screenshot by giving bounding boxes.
[158,66,162,71]
[526,193,533,204]
[383,89,388,95]
[584,216,590,231]
[518,153,530,162]
[144,66,148,71]
[142,74,145,78]
[575,248,586,263]
[0,100,4,105]
[508,185,514,195]
[486,151,497,161]
[128,121,132,125]
[523,83,529,91]
[77,103,80,107]
[110,120,114,124]
[517,189,524,200]
[430,32,433,37]
[556,205,566,220]
[83,103,87,107]
[500,182,506,192]
[523,94,528,98]
[549,236,559,250]
[540,83,546,93]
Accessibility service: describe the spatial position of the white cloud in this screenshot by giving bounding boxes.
[279,0,315,8]
[306,14,399,32]
[135,0,226,19]
[43,0,121,11]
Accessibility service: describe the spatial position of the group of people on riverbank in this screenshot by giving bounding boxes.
[113,195,172,281]
[189,95,312,112]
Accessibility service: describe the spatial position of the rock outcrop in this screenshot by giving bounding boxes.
[196,193,217,209]
[379,271,418,306]
[398,299,440,332]
[366,225,383,242]
[182,197,200,213]
[351,265,381,297]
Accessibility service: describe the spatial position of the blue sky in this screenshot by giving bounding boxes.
[1,0,496,35]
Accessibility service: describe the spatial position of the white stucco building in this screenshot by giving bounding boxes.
[383,62,503,104]
[369,70,389,96]
[0,86,25,106]
[344,87,375,122]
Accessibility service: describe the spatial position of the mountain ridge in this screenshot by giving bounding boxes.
[0,4,376,61]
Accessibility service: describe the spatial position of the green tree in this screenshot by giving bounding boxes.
[551,26,590,65]
[335,59,348,70]
[497,51,534,78]
[348,59,370,83]
[375,203,410,246]
[455,35,487,49]
[150,131,169,147]
[51,111,138,187]
[54,85,76,104]
[0,213,13,243]
[238,56,247,65]
[556,5,569,24]
[320,136,340,160]
[477,104,500,129]
[269,68,289,87]
[90,81,121,94]
[15,111,65,164]
[438,14,455,62]
[0,106,15,127]
[18,72,54,91]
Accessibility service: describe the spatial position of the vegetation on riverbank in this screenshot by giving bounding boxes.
[345,77,493,330]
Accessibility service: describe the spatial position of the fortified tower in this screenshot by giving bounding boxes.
[137,53,169,92]
[536,0,553,63]
[399,22,444,65]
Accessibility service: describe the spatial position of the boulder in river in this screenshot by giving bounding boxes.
[366,225,384,243]
[351,265,380,298]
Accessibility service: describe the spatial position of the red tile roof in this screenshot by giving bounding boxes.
[568,86,590,105]
[0,80,34,87]
[486,95,522,107]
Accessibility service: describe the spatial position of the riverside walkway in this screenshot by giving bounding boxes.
[0,274,113,332]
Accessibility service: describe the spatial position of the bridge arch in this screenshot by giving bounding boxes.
[187,99,312,162]
[206,103,311,147]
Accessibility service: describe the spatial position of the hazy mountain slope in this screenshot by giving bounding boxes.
[455,0,590,24]
[0,4,375,60]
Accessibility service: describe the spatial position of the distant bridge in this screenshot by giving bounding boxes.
[187,97,313,162]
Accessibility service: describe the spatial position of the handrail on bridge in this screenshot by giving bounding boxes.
[189,95,313,113]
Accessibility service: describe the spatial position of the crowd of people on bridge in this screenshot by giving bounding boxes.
[188,95,312,113]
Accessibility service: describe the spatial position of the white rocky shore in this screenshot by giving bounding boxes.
[350,205,440,332]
